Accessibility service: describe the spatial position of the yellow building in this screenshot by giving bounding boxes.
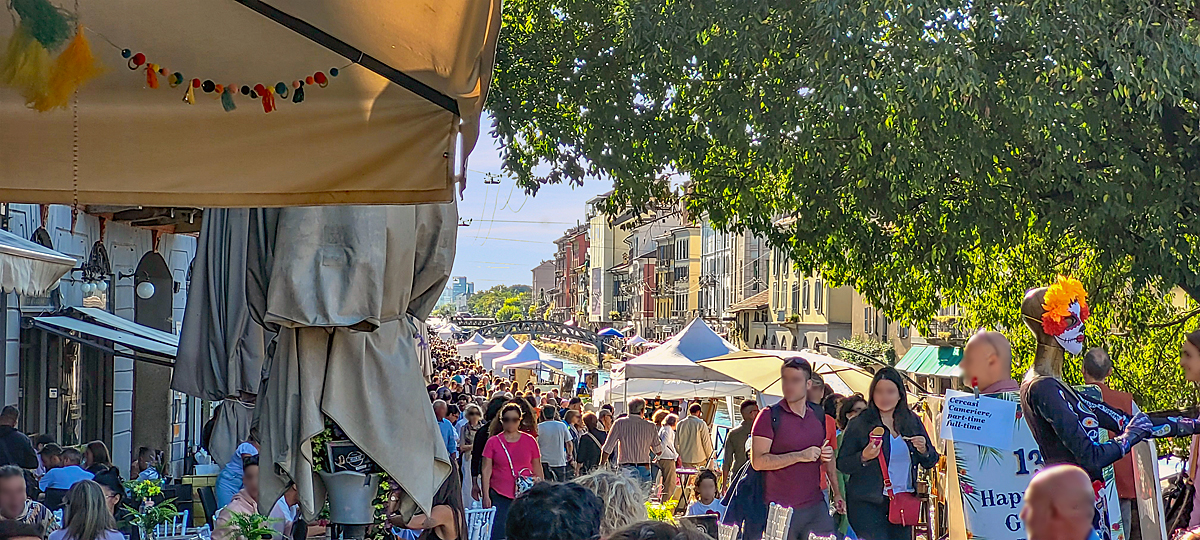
[764,245,855,351]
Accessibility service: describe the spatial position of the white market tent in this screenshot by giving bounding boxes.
[0,0,502,206]
[437,323,462,341]
[494,342,563,372]
[594,319,753,405]
[617,318,742,381]
[627,335,649,346]
[456,332,490,359]
[0,229,76,296]
[480,335,519,372]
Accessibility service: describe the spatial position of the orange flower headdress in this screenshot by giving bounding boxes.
[1041,275,1089,336]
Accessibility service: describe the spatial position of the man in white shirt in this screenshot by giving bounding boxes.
[536,405,573,482]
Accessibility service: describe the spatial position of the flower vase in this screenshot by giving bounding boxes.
[140,525,156,540]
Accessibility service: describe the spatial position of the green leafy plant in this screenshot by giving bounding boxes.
[786,313,801,323]
[225,511,278,540]
[122,499,179,533]
[645,500,677,523]
[124,479,164,501]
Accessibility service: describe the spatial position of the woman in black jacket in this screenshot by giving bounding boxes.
[836,367,938,540]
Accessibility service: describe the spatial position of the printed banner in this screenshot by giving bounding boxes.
[949,387,1124,540]
[940,389,1019,450]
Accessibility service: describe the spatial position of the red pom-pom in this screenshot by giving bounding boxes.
[131,53,146,67]
[314,72,328,85]
[254,84,266,94]
[305,76,315,85]
[191,78,201,88]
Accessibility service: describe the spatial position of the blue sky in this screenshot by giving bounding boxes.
[451,115,609,288]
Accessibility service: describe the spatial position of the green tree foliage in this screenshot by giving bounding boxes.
[468,285,533,319]
[489,0,1200,322]
[838,336,897,366]
[432,304,456,320]
[488,0,1200,418]
[497,297,527,321]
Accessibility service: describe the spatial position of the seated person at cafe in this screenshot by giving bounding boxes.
[0,465,58,538]
[39,448,93,492]
[213,456,260,540]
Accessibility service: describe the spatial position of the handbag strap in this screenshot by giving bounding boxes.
[498,435,521,481]
[877,443,895,499]
[585,431,601,448]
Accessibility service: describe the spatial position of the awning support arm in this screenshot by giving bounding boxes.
[231,0,461,117]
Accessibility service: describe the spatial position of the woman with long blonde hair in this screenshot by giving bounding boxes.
[573,469,649,538]
[49,481,121,540]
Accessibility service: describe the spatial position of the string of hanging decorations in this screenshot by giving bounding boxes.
[118,46,347,113]
[1,0,353,114]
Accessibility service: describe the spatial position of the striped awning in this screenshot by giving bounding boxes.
[895,344,963,378]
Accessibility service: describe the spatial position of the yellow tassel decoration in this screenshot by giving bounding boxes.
[33,29,103,111]
[0,25,52,107]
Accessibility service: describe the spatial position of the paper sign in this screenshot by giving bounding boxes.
[939,389,1018,450]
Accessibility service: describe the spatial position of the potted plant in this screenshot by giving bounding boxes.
[311,418,382,527]
[123,480,178,540]
[225,511,278,540]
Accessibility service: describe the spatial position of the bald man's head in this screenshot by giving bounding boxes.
[1021,465,1095,540]
[961,331,1014,391]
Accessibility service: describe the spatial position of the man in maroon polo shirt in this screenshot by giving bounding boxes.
[751,357,835,540]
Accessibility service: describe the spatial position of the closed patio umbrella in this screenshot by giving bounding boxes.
[245,203,457,522]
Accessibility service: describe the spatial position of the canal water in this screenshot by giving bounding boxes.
[544,350,734,429]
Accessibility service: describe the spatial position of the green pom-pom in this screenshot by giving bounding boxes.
[11,0,74,49]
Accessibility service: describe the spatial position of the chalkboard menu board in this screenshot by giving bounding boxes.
[326,441,375,474]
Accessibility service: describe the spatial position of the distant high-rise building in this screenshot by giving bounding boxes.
[450,276,474,310]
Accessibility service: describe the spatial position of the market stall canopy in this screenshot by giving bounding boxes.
[598,327,624,338]
[456,332,490,357]
[0,0,501,206]
[617,318,740,382]
[592,378,753,405]
[437,323,462,340]
[480,334,519,372]
[697,349,874,397]
[493,341,552,371]
[627,335,648,346]
[0,228,75,296]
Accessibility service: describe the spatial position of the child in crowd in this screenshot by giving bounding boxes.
[685,470,725,518]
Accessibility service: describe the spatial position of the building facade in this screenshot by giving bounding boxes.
[530,260,555,313]
[698,221,733,328]
[2,203,199,479]
[551,224,589,323]
[586,194,631,324]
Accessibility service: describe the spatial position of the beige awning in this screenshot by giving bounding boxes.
[0,0,500,206]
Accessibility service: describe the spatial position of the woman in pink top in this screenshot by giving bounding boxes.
[482,402,543,540]
[213,456,260,540]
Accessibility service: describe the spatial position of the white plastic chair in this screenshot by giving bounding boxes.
[716,522,739,540]
[762,503,793,540]
[154,509,190,537]
[465,506,496,540]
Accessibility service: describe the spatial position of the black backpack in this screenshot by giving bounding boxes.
[720,403,783,540]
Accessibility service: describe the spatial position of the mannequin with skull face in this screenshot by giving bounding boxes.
[1019,278,1196,485]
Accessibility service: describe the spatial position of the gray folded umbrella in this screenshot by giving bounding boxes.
[248,204,456,520]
